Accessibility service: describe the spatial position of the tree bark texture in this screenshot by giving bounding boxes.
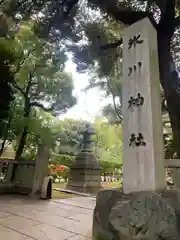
[15,100,31,160]
[0,115,12,156]
[156,0,180,157]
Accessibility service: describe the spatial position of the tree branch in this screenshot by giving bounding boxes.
[174,16,180,27]
[146,0,153,11]
[90,0,158,28]
[62,0,79,18]
[15,49,36,74]
[89,0,152,25]
[116,84,122,98]
[30,102,53,112]
[112,94,122,121]
[111,10,151,25]
[15,41,46,74]
[25,64,42,96]
[12,63,42,100]
[158,0,176,29]
[100,38,123,51]
[107,82,122,121]
[30,101,66,114]
[0,0,5,5]
[11,80,27,99]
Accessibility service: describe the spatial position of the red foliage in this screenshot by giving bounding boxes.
[48,164,65,174]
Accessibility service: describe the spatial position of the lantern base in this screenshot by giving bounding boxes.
[66,151,101,194]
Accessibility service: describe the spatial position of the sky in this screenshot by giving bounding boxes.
[59,59,112,122]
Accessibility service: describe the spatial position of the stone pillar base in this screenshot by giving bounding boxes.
[30,176,52,200]
[67,151,101,194]
[93,189,180,239]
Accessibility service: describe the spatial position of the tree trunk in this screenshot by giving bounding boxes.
[0,139,6,157]
[15,126,29,160]
[0,116,12,156]
[166,102,180,157]
[15,101,31,160]
[157,31,180,157]
[157,29,180,188]
[156,0,180,158]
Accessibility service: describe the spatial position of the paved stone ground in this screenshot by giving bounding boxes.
[0,195,95,239]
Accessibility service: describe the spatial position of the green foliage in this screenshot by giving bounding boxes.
[163,129,179,159]
[102,103,122,124]
[93,119,122,164]
[4,0,80,42]
[51,153,74,166]
[0,0,124,163]
[2,22,77,159]
[14,22,76,115]
[55,118,88,155]
[39,118,123,178]
[67,5,124,123]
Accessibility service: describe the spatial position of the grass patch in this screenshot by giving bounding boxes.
[101,181,121,189]
[52,182,73,199]
[53,182,121,190]
[52,190,74,199]
[53,182,66,189]
[52,181,121,198]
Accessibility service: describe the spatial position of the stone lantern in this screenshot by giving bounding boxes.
[66,124,101,194]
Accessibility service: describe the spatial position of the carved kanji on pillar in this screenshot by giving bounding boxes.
[122,18,165,194]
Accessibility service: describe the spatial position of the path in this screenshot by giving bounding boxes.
[0,195,95,239]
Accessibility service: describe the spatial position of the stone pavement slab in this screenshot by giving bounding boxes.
[68,235,89,240]
[19,223,76,240]
[0,195,95,239]
[0,225,30,239]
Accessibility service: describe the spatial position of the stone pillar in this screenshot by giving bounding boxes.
[122,17,165,194]
[30,143,51,199]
